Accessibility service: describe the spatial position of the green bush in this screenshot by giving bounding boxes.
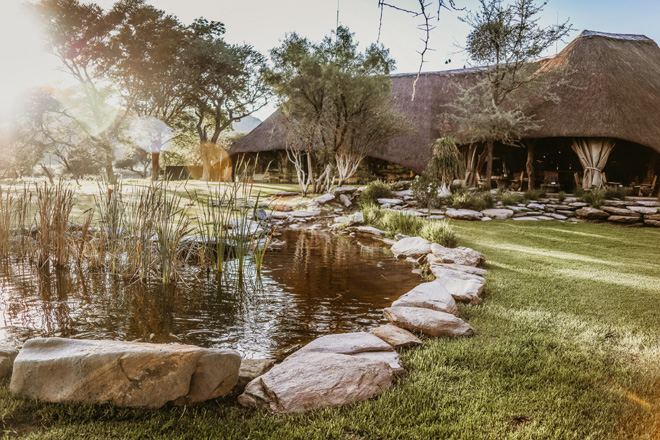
[499,190,525,206]
[524,188,547,200]
[379,211,425,237]
[557,191,566,202]
[358,180,394,207]
[410,174,442,208]
[579,188,606,208]
[420,219,457,248]
[604,186,630,200]
[447,190,494,211]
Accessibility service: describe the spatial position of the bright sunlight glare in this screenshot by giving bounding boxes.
[0,1,59,122]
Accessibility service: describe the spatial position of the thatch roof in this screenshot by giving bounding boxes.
[231,30,660,173]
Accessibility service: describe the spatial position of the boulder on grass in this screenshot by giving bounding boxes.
[370,324,422,348]
[284,332,402,373]
[431,274,485,305]
[481,208,514,219]
[237,359,275,391]
[391,281,458,315]
[10,338,240,408]
[576,207,609,219]
[444,209,483,221]
[238,353,393,413]
[384,307,474,337]
[0,346,19,381]
[391,237,432,258]
[430,244,486,267]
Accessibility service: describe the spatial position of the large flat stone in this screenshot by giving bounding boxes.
[431,274,485,305]
[384,307,474,338]
[481,208,514,219]
[314,194,336,204]
[576,207,609,219]
[10,338,240,408]
[334,186,358,195]
[377,198,403,205]
[445,209,483,220]
[627,206,659,215]
[430,266,486,283]
[370,324,422,348]
[391,237,432,258]
[430,244,485,267]
[392,281,458,315]
[432,263,488,276]
[238,353,393,413]
[608,215,642,224]
[601,206,639,216]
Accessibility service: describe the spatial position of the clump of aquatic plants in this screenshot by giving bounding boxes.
[362,205,458,248]
[420,219,457,248]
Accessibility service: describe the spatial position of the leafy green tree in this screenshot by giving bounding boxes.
[270,26,406,193]
[181,19,270,181]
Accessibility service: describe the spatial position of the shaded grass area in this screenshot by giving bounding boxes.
[1,221,660,439]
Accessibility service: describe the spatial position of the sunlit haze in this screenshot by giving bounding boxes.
[2,0,660,121]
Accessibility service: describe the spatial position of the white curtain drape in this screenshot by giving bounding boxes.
[571,138,616,189]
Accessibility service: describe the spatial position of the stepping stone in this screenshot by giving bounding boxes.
[392,281,458,315]
[608,215,641,223]
[377,198,403,205]
[384,307,474,338]
[627,206,658,215]
[333,186,358,195]
[371,324,422,348]
[513,216,540,221]
[432,263,488,276]
[239,353,393,413]
[576,207,609,219]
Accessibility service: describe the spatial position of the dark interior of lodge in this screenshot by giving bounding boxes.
[223,138,659,197]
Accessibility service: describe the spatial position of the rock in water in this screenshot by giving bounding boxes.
[10,338,240,408]
[391,237,432,258]
[238,353,393,413]
[391,281,458,315]
[384,307,474,338]
[370,324,422,348]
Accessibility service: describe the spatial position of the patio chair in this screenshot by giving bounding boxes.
[541,171,561,192]
[639,175,657,196]
[508,172,525,191]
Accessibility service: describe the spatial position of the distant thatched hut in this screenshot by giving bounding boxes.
[231,31,660,191]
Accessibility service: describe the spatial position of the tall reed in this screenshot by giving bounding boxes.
[94,181,125,274]
[0,186,14,257]
[34,181,74,268]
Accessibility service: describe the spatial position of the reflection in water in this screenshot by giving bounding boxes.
[0,230,420,358]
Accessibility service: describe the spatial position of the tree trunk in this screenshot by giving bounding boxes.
[200,142,212,181]
[105,162,116,184]
[151,152,160,181]
[526,142,535,190]
[485,139,494,189]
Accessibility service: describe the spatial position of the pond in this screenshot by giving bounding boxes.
[0,230,420,359]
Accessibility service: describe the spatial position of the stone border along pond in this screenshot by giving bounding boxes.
[7,183,654,413]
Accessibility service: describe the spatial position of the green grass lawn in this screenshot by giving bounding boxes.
[0,219,659,439]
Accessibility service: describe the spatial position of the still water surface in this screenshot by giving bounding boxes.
[0,230,420,358]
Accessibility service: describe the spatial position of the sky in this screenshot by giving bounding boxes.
[2,0,660,121]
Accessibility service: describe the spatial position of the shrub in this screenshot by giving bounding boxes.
[380,210,425,237]
[411,174,442,208]
[448,190,494,211]
[604,186,629,200]
[524,188,546,200]
[420,219,457,248]
[499,190,525,206]
[579,188,606,208]
[557,191,566,202]
[358,180,394,207]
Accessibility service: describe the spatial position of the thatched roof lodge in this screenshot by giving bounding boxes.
[231,31,660,191]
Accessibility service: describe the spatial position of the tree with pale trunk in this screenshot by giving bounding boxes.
[447,0,571,188]
[270,26,406,194]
